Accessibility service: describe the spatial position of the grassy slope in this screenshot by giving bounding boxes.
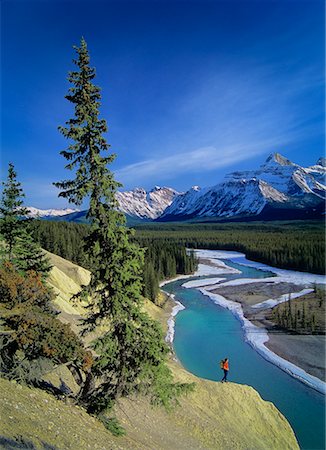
[0,251,299,449]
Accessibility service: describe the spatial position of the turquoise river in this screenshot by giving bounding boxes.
[164,257,325,450]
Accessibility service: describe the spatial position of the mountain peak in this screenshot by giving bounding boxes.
[263,153,293,167]
[150,186,176,193]
[316,157,326,167]
[116,186,180,219]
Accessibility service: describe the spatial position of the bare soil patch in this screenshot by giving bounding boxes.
[200,257,227,269]
[265,334,325,381]
[211,282,303,310]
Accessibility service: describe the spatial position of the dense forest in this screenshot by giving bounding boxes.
[30,219,325,305]
[31,218,325,275]
[30,219,198,303]
[136,220,325,275]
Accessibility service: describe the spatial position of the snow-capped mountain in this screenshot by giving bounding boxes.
[32,153,325,223]
[27,187,180,222]
[160,153,326,221]
[115,186,181,219]
[26,207,79,218]
[226,153,326,198]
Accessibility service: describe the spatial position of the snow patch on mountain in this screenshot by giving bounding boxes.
[160,152,326,220]
[161,186,208,218]
[116,186,181,219]
[26,207,79,218]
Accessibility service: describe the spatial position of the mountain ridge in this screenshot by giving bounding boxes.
[159,152,325,221]
[28,153,325,223]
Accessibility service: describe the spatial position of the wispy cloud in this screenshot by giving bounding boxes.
[115,64,322,187]
[115,137,289,187]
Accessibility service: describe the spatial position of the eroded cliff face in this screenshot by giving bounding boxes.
[1,251,298,449]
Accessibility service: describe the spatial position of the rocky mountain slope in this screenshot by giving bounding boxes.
[160,153,326,221]
[28,153,325,223]
[27,186,180,222]
[25,206,79,218]
[116,185,180,219]
[0,251,299,450]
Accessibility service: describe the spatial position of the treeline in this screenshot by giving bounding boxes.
[135,221,325,275]
[30,220,90,267]
[273,299,316,333]
[271,289,325,334]
[30,220,197,302]
[30,220,325,294]
[140,239,197,300]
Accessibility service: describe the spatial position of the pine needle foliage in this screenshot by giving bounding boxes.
[14,228,52,277]
[54,39,191,413]
[0,164,51,278]
[0,163,29,259]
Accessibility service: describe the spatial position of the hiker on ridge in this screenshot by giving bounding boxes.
[221,358,229,383]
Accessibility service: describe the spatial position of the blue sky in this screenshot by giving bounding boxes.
[1,0,324,208]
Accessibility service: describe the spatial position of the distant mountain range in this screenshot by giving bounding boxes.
[26,207,79,218]
[27,186,180,225]
[28,153,326,223]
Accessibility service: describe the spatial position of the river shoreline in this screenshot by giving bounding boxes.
[162,249,326,395]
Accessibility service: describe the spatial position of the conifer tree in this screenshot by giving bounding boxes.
[0,163,29,259]
[0,163,51,277]
[54,39,190,413]
[14,228,51,277]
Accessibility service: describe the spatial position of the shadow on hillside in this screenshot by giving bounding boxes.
[0,436,57,450]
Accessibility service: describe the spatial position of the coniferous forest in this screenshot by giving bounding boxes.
[29,219,198,302]
[30,218,325,284]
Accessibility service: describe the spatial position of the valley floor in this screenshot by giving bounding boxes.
[193,253,326,385]
[209,281,325,381]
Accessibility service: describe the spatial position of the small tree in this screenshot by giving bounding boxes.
[293,305,298,331]
[0,163,51,278]
[301,303,306,329]
[0,163,29,259]
[287,294,293,328]
[14,228,51,278]
[312,314,316,333]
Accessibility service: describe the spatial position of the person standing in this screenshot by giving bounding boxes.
[221,358,229,382]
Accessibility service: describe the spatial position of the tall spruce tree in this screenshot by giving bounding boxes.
[0,163,51,277]
[54,38,190,413]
